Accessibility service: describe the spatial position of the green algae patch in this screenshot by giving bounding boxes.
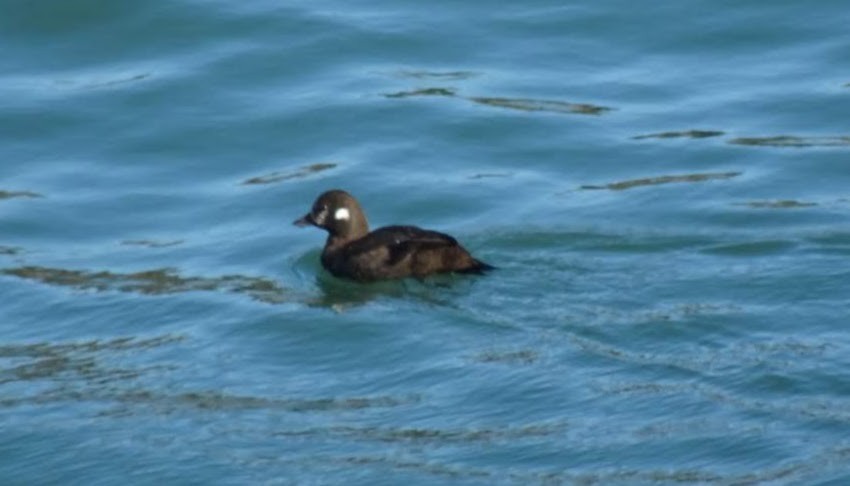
[468,96,612,115]
[702,240,797,256]
[581,172,741,191]
[1,333,416,417]
[633,130,725,140]
[384,88,612,115]
[738,200,818,209]
[242,163,336,185]
[394,70,480,81]
[0,246,21,256]
[383,87,458,98]
[120,239,184,248]
[98,391,418,414]
[0,190,43,200]
[729,135,850,148]
[471,349,538,364]
[468,172,513,180]
[2,266,291,304]
[274,421,561,444]
[84,73,150,89]
[0,335,184,387]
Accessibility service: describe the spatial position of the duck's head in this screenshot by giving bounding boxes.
[294,189,369,240]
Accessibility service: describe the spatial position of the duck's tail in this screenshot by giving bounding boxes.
[458,259,496,275]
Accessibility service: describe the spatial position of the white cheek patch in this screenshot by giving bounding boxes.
[334,207,350,221]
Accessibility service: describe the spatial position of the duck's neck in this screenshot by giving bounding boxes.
[324,234,351,252]
[323,213,369,253]
[324,228,367,252]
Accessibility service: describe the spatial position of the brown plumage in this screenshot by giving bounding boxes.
[294,190,494,282]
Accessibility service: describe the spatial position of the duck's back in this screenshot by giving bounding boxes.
[322,225,491,281]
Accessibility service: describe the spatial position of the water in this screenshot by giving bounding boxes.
[2,0,850,484]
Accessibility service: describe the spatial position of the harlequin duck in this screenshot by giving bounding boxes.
[294,190,494,281]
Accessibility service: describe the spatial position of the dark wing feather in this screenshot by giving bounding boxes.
[342,225,458,266]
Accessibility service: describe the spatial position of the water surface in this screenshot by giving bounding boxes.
[2,0,850,484]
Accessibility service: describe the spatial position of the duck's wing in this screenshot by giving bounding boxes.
[344,225,459,266]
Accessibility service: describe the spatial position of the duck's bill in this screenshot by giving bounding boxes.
[293,213,315,227]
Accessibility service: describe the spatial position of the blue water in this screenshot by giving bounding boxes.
[3,1,850,484]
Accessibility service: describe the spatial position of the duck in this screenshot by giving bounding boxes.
[294,189,494,282]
